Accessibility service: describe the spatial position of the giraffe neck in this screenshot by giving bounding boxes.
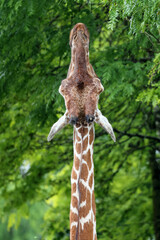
[70,123,97,240]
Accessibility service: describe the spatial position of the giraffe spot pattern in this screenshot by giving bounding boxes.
[70,124,96,240]
[71,196,78,209]
[72,169,77,180]
[79,221,93,239]
[89,173,93,189]
[70,212,78,223]
[83,149,92,170]
[76,135,81,142]
[74,155,80,170]
[83,136,88,151]
[89,128,94,145]
[78,126,88,136]
[72,182,77,193]
[70,225,77,240]
[76,142,81,154]
[79,188,91,218]
[80,163,88,182]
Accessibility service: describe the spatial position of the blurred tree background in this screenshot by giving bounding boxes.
[0,0,160,239]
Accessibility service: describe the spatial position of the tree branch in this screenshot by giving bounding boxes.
[114,128,160,142]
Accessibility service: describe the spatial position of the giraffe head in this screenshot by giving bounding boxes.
[47,23,116,143]
[69,23,89,48]
[59,23,104,125]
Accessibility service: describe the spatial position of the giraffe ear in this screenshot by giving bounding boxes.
[47,112,69,141]
[95,109,116,142]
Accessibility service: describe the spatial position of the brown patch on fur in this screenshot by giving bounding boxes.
[76,142,81,154]
[79,221,93,240]
[83,149,92,170]
[76,134,81,142]
[82,136,88,151]
[74,155,80,170]
[72,183,76,193]
[78,127,83,135]
[72,170,77,180]
[80,163,88,182]
[79,188,91,218]
[70,225,77,240]
[89,128,94,145]
[78,126,88,136]
[79,181,86,201]
[70,212,78,223]
[71,196,78,209]
[83,127,89,136]
[89,173,93,189]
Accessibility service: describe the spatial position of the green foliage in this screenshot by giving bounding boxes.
[0,0,159,239]
[0,202,47,240]
[137,53,160,107]
[108,0,160,35]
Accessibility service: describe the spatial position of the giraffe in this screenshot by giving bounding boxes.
[47,23,116,240]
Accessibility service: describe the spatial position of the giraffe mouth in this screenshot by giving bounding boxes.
[70,23,89,47]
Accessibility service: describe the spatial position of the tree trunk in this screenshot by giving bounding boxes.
[149,108,160,240]
[150,148,160,240]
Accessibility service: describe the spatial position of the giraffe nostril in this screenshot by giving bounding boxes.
[69,116,78,125]
[85,115,95,123]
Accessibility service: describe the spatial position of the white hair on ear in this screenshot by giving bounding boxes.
[47,111,69,141]
[94,109,116,142]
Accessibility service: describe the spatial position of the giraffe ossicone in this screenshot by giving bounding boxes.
[47,23,116,240]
